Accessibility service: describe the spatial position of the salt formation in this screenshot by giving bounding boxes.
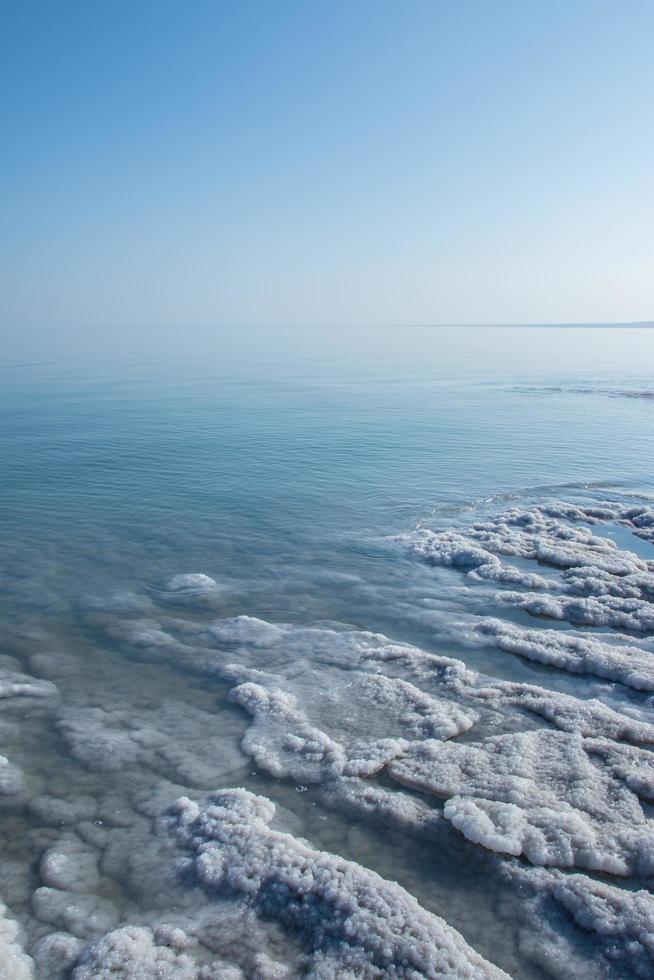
[0,670,56,701]
[620,504,654,544]
[159,574,224,604]
[104,601,654,879]
[388,729,654,874]
[227,668,475,784]
[0,754,23,796]
[460,617,654,690]
[110,614,654,746]
[398,529,550,590]
[0,659,57,804]
[39,837,101,894]
[401,498,654,653]
[0,901,34,979]
[56,698,247,787]
[65,908,321,978]
[71,926,237,980]
[166,574,220,593]
[400,507,643,575]
[499,589,654,631]
[3,493,654,979]
[32,886,120,941]
[169,787,510,978]
[506,865,654,978]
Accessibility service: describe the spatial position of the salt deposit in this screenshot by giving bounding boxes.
[506,865,654,978]
[389,729,654,874]
[169,787,510,978]
[2,493,654,978]
[460,617,654,690]
[0,901,34,980]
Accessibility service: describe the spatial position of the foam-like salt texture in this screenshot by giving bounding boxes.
[461,617,654,690]
[0,900,34,979]
[113,614,654,744]
[71,926,238,980]
[499,589,654,631]
[506,864,654,978]
[169,787,510,978]
[400,503,654,610]
[389,729,654,874]
[3,493,654,979]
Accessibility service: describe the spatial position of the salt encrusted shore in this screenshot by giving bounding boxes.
[2,494,654,977]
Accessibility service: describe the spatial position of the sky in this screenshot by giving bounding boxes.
[1,0,653,328]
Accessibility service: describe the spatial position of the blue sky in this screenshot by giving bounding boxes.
[2,0,653,327]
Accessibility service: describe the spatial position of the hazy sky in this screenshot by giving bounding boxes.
[2,0,653,328]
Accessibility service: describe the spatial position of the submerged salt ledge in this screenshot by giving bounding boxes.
[390,729,654,874]
[2,495,654,978]
[460,618,654,690]
[169,787,509,978]
[401,499,654,663]
[0,901,34,979]
[505,865,654,979]
[154,574,224,606]
[103,612,654,879]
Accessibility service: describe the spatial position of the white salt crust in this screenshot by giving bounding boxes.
[460,617,654,690]
[71,926,241,980]
[389,729,654,875]
[506,864,654,978]
[104,613,654,881]
[3,496,654,979]
[0,901,34,979]
[113,615,654,746]
[168,787,510,978]
[399,501,654,632]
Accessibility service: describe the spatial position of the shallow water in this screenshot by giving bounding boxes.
[2,325,654,978]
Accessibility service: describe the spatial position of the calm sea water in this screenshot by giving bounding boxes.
[3,325,653,612]
[1,324,654,977]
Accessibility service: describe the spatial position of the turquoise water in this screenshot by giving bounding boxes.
[3,325,653,611]
[2,325,654,978]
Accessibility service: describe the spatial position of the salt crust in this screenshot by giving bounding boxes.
[389,729,654,875]
[70,926,242,979]
[499,589,654,632]
[21,790,301,977]
[11,781,510,977]
[168,787,509,978]
[0,662,57,799]
[460,617,654,690]
[104,614,654,879]
[4,498,654,978]
[158,574,225,606]
[0,672,56,701]
[114,615,654,746]
[0,754,23,796]
[56,698,247,787]
[0,900,34,979]
[399,500,654,631]
[166,574,221,594]
[505,864,654,978]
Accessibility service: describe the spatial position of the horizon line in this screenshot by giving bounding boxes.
[10,319,654,331]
